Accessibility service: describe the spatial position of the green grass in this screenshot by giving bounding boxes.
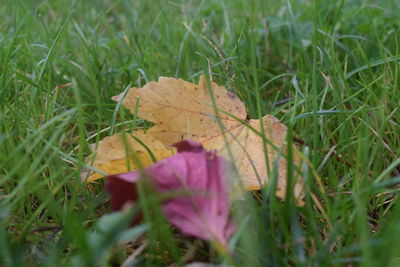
[1,0,400,266]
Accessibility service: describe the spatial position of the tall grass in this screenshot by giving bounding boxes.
[1,0,399,266]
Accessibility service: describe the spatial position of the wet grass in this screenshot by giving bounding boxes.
[1,0,400,266]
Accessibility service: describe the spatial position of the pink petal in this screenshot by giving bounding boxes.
[104,140,235,246]
[105,172,140,211]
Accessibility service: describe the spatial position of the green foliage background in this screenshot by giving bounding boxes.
[1,0,399,266]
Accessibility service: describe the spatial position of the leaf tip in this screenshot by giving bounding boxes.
[111,93,123,102]
[172,139,204,153]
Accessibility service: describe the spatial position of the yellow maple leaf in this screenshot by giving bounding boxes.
[112,75,304,204]
[112,75,245,144]
[84,131,172,183]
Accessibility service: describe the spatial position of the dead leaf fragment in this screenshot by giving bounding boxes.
[84,131,172,182]
[115,75,304,204]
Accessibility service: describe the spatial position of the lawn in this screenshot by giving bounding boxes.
[1,0,400,266]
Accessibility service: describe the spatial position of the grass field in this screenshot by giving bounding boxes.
[1,0,400,266]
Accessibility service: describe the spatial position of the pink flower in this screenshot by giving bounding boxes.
[105,140,235,247]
